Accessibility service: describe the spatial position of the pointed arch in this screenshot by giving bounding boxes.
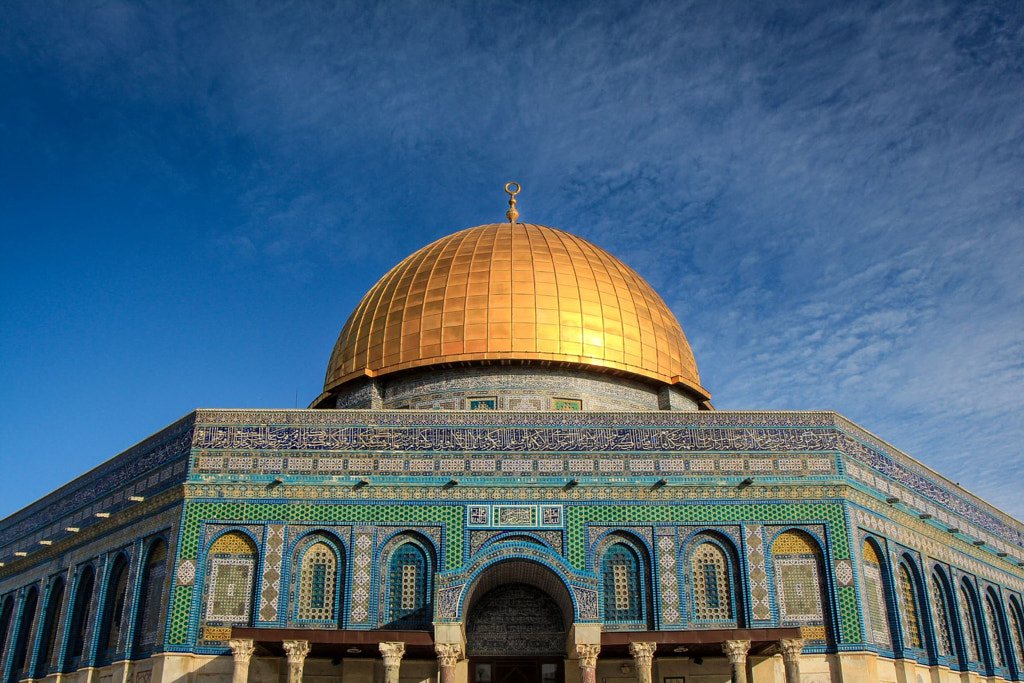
[97,553,130,664]
[928,568,956,660]
[860,539,892,648]
[958,579,984,667]
[132,538,167,657]
[770,529,831,644]
[1006,595,1024,676]
[8,586,39,682]
[32,577,65,678]
[379,532,435,629]
[200,530,259,640]
[983,588,1009,671]
[64,565,96,671]
[684,532,742,627]
[595,532,652,630]
[0,597,14,669]
[290,532,345,626]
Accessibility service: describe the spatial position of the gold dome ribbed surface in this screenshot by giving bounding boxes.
[323,223,708,398]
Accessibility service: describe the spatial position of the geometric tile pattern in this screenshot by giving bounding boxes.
[348,528,374,625]
[655,532,681,625]
[257,524,284,622]
[743,525,771,621]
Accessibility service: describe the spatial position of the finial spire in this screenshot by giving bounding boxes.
[505,182,520,224]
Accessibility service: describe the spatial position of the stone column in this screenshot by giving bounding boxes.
[379,642,406,683]
[722,640,750,683]
[229,639,256,683]
[575,644,600,683]
[435,643,463,683]
[628,642,656,683]
[779,639,804,683]
[282,640,310,683]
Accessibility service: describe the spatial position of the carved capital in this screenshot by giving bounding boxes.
[575,643,601,669]
[283,640,310,664]
[229,639,256,664]
[722,640,750,664]
[379,641,407,668]
[628,642,657,667]
[779,638,805,660]
[435,642,464,667]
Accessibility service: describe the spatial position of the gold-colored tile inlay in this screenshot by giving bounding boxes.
[323,223,708,398]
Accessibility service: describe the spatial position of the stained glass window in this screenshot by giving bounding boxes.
[387,543,429,628]
[984,592,1006,668]
[960,584,982,664]
[8,587,38,682]
[296,541,337,622]
[691,542,732,622]
[861,542,891,647]
[133,540,167,655]
[930,574,954,657]
[1007,599,1024,673]
[0,598,13,669]
[898,564,923,649]
[771,530,828,642]
[33,577,64,677]
[66,565,95,667]
[602,543,642,625]
[98,555,130,663]
[202,531,257,640]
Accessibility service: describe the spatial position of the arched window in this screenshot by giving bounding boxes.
[97,554,129,664]
[8,586,39,682]
[983,590,1007,670]
[897,563,923,650]
[689,540,736,624]
[201,531,258,642]
[294,540,341,623]
[1007,597,1024,674]
[33,577,65,678]
[0,597,14,666]
[771,530,829,643]
[132,539,167,656]
[958,582,983,666]
[386,542,430,629]
[929,572,954,658]
[65,565,96,670]
[860,541,891,648]
[602,542,644,627]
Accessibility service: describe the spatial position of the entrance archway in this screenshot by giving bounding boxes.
[463,560,573,683]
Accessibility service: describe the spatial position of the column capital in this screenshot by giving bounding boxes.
[627,642,657,667]
[779,638,805,660]
[379,641,407,667]
[434,643,464,667]
[229,639,256,664]
[282,640,310,664]
[722,639,750,664]
[575,643,601,669]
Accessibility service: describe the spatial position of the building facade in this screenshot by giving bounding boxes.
[2,206,1023,683]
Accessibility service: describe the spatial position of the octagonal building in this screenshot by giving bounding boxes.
[1,195,1023,683]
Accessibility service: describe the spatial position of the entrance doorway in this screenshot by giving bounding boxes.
[466,583,567,682]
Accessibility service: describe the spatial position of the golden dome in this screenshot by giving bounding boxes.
[321,223,709,401]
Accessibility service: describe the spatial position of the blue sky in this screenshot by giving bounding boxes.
[1,1,1022,519]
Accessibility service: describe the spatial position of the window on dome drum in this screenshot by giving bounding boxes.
[860,542,891,648]
[602,543,644,627]
[65,565,95,671]
[97,554,130,664]
[1008,598,1024,673]
[984,591,1007,669]
[9,586,38,682]
[201,531,258,643]
[897,564,923,650]
[771,530,829,643]
[387,543,430,628]
[295,541,339,623]
[959,584,983,665]
[929,573,954,658]
[33,577,65,678]
[690,541,733,623]
[133,539,167,656]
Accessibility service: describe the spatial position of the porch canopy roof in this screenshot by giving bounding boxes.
[230,628,435,659]
[600,627,805,659]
